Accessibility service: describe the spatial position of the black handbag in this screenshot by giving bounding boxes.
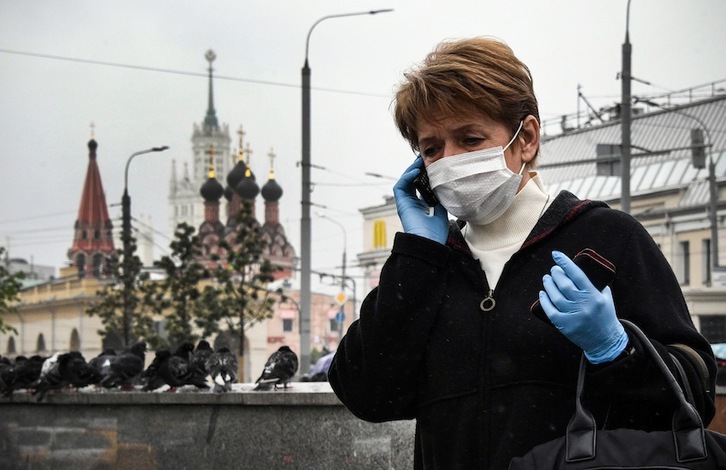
[509,319,726,469]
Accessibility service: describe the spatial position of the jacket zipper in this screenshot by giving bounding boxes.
[480,289,495,312]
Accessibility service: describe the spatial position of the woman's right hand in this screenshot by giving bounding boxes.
[393,156,449,244]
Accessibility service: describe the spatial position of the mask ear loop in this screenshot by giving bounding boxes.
[503,120,526,175]
[503,120,524,152]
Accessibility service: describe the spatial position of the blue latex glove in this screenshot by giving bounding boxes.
[393,156,449,244]
[538,250,629,364]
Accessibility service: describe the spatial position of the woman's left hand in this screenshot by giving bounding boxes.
[538,250,629,364]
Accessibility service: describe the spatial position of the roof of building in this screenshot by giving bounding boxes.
[539,88,726,207]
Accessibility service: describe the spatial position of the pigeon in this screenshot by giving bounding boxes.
[0,356,12,394]
[100,342,147,390]
[139,342,193,390]
[89,348,116,380]
[253,345,299,391]
[59,351,98,390]
[205,347,238,393]
[191,340,214,377]
[139,349,170,391]
[142,343,209,392]
[33,351,98,401]
[39,352,62,379]
[33,352,66,401]
[2,355,45,398]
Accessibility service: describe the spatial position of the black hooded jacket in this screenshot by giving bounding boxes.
[329,191,716,469]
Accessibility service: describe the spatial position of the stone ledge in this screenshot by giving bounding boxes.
[0,382,344,406]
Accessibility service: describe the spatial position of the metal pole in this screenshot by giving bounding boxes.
[301,57,312,374]
[710,156,720,270]
[121,146,169,348]
[300,8,393,374]
[121,188,132,347]
[621,0,633,214]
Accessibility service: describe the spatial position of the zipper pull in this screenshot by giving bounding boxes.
[480,290,495,312]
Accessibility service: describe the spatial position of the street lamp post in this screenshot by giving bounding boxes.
[121,146,169,347]
[300,8,392,373]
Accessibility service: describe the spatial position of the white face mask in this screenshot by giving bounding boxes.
[426,121,524,225]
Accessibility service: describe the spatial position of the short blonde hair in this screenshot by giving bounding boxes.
[394,37,540,152]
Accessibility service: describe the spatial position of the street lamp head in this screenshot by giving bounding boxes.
[124,145,171,193]
[304,9,394,63]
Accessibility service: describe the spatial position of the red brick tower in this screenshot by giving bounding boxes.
[67,132,115,277]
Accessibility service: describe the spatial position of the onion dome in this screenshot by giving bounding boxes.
[224,185,234,201]
[262,148,282,201]
[227,159,247,189]
[227,129,248,189]
[200,144,224,201]
[262,172,282,202]
[236,168,259,200]
[201,176,224,202]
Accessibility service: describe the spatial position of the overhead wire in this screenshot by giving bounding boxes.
[0,48,391,99]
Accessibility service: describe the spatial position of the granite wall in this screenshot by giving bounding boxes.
[0,383,415,470]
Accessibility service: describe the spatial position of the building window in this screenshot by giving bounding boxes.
[700,315,726,344]
[596,144,621,177]
[373,220,387,250]
[6,336,16,354]
[282,319,294,333]
[36,333,46,353]
[76,254,86,271]
[679,241,690,285]
[703,239,712,285]
[70,328,80,351]
[92,253,104,277]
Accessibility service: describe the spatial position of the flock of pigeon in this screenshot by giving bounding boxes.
[0,341,299,401]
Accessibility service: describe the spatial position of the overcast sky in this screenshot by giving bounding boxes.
[1,0,725,298]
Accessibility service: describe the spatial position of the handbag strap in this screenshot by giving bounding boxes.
[565,319,707,463]
[670,352,696,406]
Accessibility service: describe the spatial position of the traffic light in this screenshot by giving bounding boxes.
[691,128,706,169]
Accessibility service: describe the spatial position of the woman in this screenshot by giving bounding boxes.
[328,36,715,469]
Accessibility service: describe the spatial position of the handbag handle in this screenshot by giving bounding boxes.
[565,319,707,463]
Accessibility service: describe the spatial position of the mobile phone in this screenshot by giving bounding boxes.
[530,248,617,326]
[413,168,439,207]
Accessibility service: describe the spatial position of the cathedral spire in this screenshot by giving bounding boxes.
[203,49,218,130]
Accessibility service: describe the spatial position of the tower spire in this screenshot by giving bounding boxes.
[203,49,218,130]
[69,134,115,276]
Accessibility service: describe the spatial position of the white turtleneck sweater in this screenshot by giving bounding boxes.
[462,173,552,289]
